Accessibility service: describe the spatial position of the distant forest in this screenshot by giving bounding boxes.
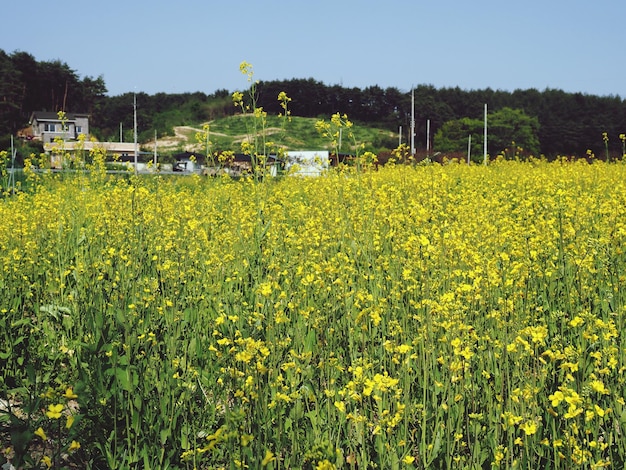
[2,49,626,157]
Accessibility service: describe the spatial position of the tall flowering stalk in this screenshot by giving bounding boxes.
[276,90,292,166]
[230,62,290,178]
[195,123,215,169]
[315,112,362,169]
[232,61,276,179]
[0,150,8,195]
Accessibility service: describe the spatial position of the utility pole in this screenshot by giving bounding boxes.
[483,103,488,165]
[9,135,16,193]
[410,88,415,155]
[426,119,430,157]
[133,93,138,174]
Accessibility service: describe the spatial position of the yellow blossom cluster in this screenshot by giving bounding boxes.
[3,159,626,468]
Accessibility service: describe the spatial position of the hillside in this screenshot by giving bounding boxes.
[144,115,398,156]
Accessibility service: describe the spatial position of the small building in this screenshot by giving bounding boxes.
[285,150,330,176]
[205,152,327,177]
[29,111,90,143]
[43,141,142,169]
[173,151,206,172]
[215,153,281,177]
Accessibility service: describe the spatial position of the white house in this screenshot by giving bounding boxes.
[29,111,90,143]
[43,141,142,169]
[285,150,329,176]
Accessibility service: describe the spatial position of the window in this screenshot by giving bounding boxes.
[44,123,56,132]
[76,126,83,134]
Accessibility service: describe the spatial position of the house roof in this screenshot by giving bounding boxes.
[44,141,138,153]
[218,153,281,163]
[29,111,89,123]
[173,151,207,161]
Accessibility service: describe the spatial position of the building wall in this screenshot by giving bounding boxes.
[73,115,89,137]
[32,114,89,143]
[285,150,330,176]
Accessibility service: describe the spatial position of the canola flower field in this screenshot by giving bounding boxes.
[2,160,626,469]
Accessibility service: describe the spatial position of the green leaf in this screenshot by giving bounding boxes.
[284,417,292,432]
[160,427,171,445]
[180,430,189,450]
[133,393,143,411]
[10,318,31,328]
[115,367,133,391]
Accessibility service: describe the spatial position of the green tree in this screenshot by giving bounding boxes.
[489,107,540,157]
[434,107,540,160]
[0,50,21,136]
[434,116,482,159]
[78,75,107,116]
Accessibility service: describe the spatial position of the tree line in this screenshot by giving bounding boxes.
[0,50,106,137]
[256,79,626,157]
[2,48,626,157]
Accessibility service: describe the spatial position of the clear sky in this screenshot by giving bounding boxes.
[2,0,625,99]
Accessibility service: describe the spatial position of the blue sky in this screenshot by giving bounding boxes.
[2,0,624,98]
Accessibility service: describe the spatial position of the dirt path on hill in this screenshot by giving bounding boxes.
[148,124,285,151]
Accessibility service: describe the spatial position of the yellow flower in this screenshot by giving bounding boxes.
[69,440,81,451]
[239,61,253,79]
[402,454,415,465]
[277,91,288,101]
[520,420,538,435]
[564,406,583,419]
[232,91,244,105]
[262,450,276,466]
[564,390,582,407]
[240,434,254,446]
[34,427,47,440]
[501,411,523,427]
[316,460,336,470]
[257,282,272,297]
[46,403,64,419]
[549,390,564,407]
[569,316,584,327]
[63,387,78,399]
[590,380,608,395]
[42,455,52,468]
[494,448,505,465]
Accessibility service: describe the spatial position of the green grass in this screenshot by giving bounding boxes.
[159,115,398,155]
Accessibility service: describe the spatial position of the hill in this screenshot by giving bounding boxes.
[143,114,398,156]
